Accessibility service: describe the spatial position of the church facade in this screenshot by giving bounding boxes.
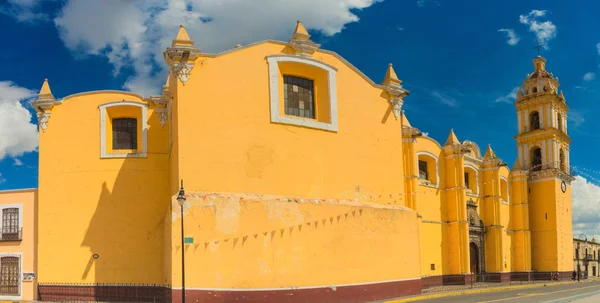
[30,21,574,302]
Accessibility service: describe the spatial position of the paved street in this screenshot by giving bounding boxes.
[391,281,600,303]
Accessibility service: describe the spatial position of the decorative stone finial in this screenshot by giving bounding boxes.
[483,144,496,159]
[31,78,57,132]
[402,112,412,127]
[383,63,401,86]
[517,88,523,99]
[164,24,202,85]
[172,25,194,47]
[511,158,522,171]
[288,20,320,56]
[444,129,460,146]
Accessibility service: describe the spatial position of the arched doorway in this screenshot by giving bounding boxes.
[470,242,479,275]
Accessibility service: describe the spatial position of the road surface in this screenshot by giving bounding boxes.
[395,281,600,303]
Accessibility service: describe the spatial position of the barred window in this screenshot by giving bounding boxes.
[1,208,18,240]
[112,118,138,150]
[284,75,314,119]
[0,256,19,295]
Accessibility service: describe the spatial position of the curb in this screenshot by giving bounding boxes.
[384,280,581,303]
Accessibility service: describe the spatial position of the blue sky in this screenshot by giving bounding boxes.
[1,0,600,234]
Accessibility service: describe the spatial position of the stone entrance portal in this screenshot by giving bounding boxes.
[467,199,485,279]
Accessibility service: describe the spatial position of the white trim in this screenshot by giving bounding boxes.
[267,55,338,132]
[464,163,479,194]
[517,112,522,134]
[59,90,147,104]
[99,101,148,158]
[170,277,421,291]
[416,151,439,188]
[0,252,23,301]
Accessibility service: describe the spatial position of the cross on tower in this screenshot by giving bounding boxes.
[533,40,545,56]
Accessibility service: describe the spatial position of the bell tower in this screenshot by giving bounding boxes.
[514,55,575,275]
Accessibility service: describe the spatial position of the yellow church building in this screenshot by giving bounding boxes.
[30,21,575,302]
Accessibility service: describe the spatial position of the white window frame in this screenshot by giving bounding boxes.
[416,151,439,188]
[0,252,23,301]
[99,101,148,158]
[267,55,338,132]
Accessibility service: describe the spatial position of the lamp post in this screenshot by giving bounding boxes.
[177,180,187,303]
[578,234,587,281]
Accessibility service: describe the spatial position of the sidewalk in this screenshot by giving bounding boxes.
[379,280,583,303]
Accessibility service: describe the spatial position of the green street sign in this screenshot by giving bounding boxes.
[184,237,194,244]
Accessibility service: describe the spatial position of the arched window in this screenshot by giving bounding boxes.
[500,177,509,203]
[531,147,542,171]
[557,113,563,131]
[560,149,566,172]
[530,111,540,131]
[417,152,439,186]
[532,87,538,93]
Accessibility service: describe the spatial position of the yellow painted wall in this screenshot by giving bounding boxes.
[37,92,170,285]
[167,41,418,288]
[0,188,37,301]
[170,196,420,288]
[174,42,405,202]
[529,180,559,271]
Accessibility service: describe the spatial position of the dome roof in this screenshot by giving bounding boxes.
[529,70,550,79]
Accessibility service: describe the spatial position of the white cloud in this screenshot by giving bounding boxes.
[495,87,519,103]
[519,9,556,48]
[53,0,383,96]
[572,175,600,239]
[431,91,458,107]
[13,158,23,166]
[0,173,5,185]
[2,0,48,22]
[417,0,440,7]
[0,81,39,161]
[569,110,585,127]
[583,72,596,81]
[596,43,600,55]
[498,29,520,46]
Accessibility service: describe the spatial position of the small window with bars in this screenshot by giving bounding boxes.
[0,256,19,296]
[1,208,18,240]
[283,75,315,119]
[112,118,138,150]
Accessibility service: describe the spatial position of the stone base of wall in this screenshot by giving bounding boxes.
[38,284,171,302]
[421,271,574,290]
[38,272,577,303]
[171,279,421,303]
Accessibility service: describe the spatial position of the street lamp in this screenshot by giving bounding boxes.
[177,180,187,303]
[578,234,587,281]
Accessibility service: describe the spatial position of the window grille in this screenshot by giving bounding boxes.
[283,75,315,119]
[1,209,18,241]
[0,256,19,295]
[112,118,138,150]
